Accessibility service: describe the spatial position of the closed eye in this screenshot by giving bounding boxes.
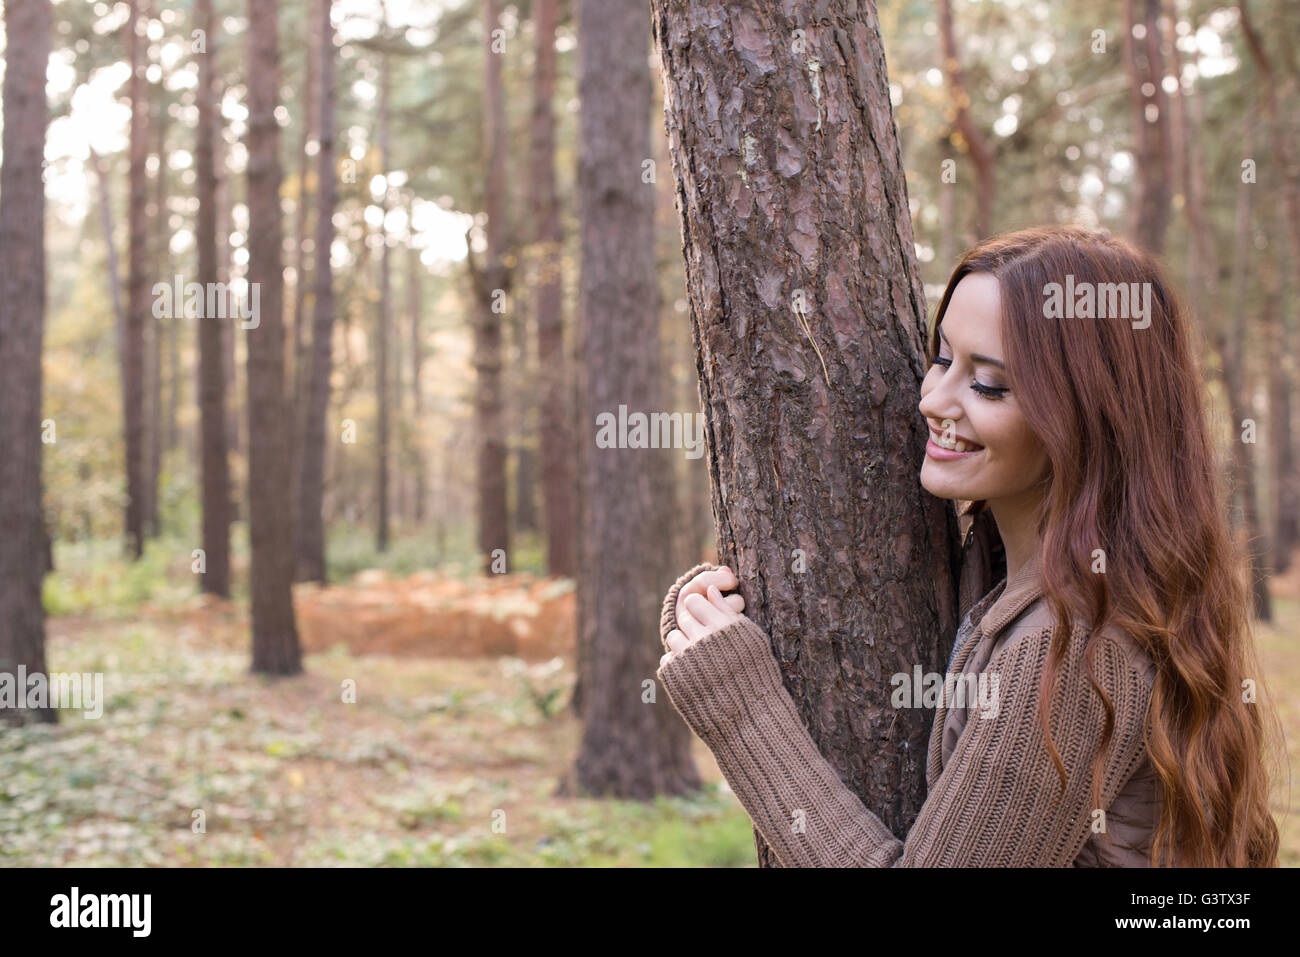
[972,381,1009,399]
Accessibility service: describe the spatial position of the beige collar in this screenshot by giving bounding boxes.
[977,549,1045,641]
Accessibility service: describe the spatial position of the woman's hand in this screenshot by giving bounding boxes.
[660,565,745,668]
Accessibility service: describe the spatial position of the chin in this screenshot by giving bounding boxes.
[920,462,971,501]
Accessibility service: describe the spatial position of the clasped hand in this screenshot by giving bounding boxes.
[659,565,746,669]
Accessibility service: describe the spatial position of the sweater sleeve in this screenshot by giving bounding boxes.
[655,603,1154,867]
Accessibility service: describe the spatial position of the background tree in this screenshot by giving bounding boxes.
[939,0,996,240]
[296,0,339,583]
[531,0,578,578]
[246,0,302,674]
[195,0,231,598]
[650,0,962,865]
[0,0,54,725]
[466,0,513,575]
[123,0,150,558]
[375,20,393,554]
[1123,0,1172,253]
[567,0,699,798]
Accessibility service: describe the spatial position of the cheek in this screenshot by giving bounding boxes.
[980,404,1044,470]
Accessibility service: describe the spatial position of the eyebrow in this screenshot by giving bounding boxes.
[937,327,1006,369]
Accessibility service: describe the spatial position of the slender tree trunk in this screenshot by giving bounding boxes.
[146,93,168,537]
[531,0,577,577]
[0,0,53,726]
[1123,0,1173,253]
[246,0,303,673]
[512,302,539,535]
[563,0,699,799]
[215,114,241,468]
[88,148,126,358]
[1221,149,1272,621]
[123,0,149,558]
[1239,0,1300,571]
[651,0,962,865]
[291,17,319,419]
[408,239,427,523]
[938,0,995,240]
[375,43,392,553]
[1271,199,1297,572]
[469,0,511,575]
[295,0,338,583]
[196,0,230,597]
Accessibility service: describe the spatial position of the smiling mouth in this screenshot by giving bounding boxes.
[928,429,985,454]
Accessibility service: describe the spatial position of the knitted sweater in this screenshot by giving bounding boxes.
[655,554,1160,867]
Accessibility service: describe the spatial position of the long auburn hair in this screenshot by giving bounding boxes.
[927,225,1281,867]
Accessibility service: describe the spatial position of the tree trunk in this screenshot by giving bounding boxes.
[291,16,319,417]
[146,88,168,537]
[1238,0,1300,572]
[375,43,392,553]
[1123,0,1172,253]
[469,0,511,575]
[408,238,427,523]
[196,0,231,598]
[1221,143,1272,622]
[531,0,578,577]
[938,0,995,241]
[215,116,241,467]
[0,0,53,726]
[512,303,539,535]
[88,148,126,361]
[1271,199,1297,572]
[295,0,338,583]
[650,0,961,866]
[123,0,149,558]
[246,0,303,673]
[564,0,699,799]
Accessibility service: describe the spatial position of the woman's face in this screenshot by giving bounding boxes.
[918,273,1050,509]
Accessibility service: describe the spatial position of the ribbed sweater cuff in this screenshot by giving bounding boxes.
[656,614,788,740]
[655,613,904,867]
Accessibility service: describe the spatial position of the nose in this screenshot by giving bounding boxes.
[918,366,963,430]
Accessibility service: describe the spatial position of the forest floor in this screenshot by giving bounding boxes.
[1,533,1297,866]
[0,533,755,867]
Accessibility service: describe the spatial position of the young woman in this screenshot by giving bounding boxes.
[656,225,1281,867]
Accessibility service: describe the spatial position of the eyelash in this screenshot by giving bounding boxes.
[931,355,1010,400]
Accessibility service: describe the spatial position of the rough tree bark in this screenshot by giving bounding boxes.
[196,0,231,597]
[565,0,700,797]
[650,0,961,866]
[246,0,303,672]
[531,0,578,577]
[0,0,53,725]
[295,0,338,583]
